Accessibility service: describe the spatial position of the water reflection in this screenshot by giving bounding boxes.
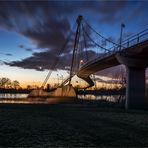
[78,95,125,103]
[0,93,28,99]
[0,93,125,104]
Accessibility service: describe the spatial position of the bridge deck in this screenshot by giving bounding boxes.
[77,40,148,86]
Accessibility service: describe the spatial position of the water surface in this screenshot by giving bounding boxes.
[0,93,28,99]
[0,93,125,104]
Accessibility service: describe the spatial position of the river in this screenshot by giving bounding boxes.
[0,93,125,104]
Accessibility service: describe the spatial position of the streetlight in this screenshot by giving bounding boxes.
[61,75,63,84]
[79,59,84,68]
[119,23,125,50]
[57,74,59,86]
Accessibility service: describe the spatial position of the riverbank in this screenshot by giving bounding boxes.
[0,102,148,147]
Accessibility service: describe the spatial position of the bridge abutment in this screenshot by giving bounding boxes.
[116,54,148,110]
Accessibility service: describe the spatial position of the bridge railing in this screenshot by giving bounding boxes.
[121,29,148,49]
[80,50,116,69]
[80,29,148,69]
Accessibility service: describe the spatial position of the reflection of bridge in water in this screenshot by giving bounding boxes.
[42,16,148,110]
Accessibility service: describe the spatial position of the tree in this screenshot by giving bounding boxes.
[0,77,11,88]
[12,80,20,89]
[27,85,31,90]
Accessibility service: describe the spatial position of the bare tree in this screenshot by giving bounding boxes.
[0,78,20,89]
[12,80,20,89]
[0,78,11,88]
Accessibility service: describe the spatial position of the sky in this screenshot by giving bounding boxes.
[0,0,148,88]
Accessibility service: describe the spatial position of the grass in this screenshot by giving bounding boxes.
[0,102,148,147]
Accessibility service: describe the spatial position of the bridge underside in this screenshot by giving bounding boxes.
[77,54,119,79]
[77,40,148,110]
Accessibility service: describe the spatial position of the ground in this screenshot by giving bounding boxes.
[0,102,148,147]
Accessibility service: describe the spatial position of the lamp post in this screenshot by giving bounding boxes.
[61,75,63,84]
[57,74,59,86]
[119,23,125,50]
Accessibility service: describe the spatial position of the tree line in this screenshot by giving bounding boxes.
[0,77,20,89]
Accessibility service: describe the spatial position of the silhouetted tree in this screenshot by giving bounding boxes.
[0,77,20,89]
[0,77,11,88]
[12,80,20,89]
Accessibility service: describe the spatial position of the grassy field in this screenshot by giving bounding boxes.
[0,102,148,147]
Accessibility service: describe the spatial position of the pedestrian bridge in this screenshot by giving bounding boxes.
[42,16,148,110]
[77,29,148,110]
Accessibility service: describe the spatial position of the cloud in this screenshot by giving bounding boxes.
[18,44,34,52]
[98,1,126,14]
[0,1,97,71]
[18,44,25,48]
[0,52,13,56]
[0,1,145,73]
[25,48,33,52]
[0,1,71,50]
[97,1,127,23]
[0,60,4,65]
[4,49,97,71]
[4,50,56,71]
[0,1,128,31]
[127,1,148,23]
[21,17,71,52]
[0,1,73,70]
[5,53,13,56]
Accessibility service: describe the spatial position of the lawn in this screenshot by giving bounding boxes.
[0,102,148,147]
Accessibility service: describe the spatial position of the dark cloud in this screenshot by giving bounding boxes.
[25,48,33,52]
[5,50,56,71]
[5,53,13,56]
[98,1,127,23]
[21,17,71,52]
[18,45,33,52]
[127,1,148,23]
[0,1,97,71]
[98,1,126,14]
[18,44,33,52]
[0,52,13,56]
[0,1,145,72]
[0,1,128,31]
[0,1,74,71]
[4,49,97,71]
[18,44,25,48]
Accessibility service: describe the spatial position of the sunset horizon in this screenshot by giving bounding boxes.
[0,1,148,147]
[0,1,147,88]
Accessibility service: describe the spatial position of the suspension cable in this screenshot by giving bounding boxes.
[41,23,76,88]
[83,19,120,47]
[82,25,111,52]
[82,23,89,62]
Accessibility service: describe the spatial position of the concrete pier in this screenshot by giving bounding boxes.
[126,66,146,109]
[116,54,148,110]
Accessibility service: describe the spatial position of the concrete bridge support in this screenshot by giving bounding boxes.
[116,54,148,110]
[126,66,146,109]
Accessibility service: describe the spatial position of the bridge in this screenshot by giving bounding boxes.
[78,40,148,110]
[42,16,148,110]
